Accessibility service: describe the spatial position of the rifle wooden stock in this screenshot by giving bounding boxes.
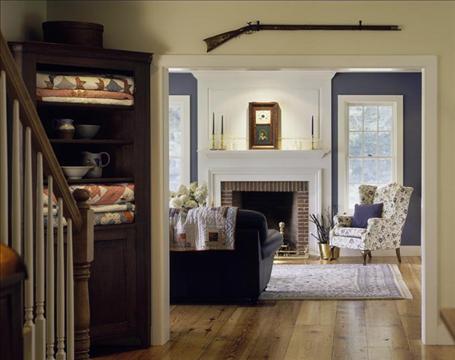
[204,21,401,52]
[204,26,249,52]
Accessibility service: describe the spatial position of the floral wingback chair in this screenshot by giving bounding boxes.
[330,183,413,265]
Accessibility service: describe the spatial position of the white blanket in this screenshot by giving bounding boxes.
[170,207,238,251]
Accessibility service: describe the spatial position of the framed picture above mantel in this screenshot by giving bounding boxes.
[248,102,281,149]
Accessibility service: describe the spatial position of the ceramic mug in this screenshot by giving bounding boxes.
[82,151,110,178]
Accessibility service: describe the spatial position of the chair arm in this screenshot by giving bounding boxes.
[364,218,400,249]
[334,214,353,227]
[366,218,394,233]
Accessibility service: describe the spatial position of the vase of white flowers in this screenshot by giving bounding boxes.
[169,182,208,209]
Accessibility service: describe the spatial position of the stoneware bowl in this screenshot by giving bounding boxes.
[75,125,101,139]
[61,166,93,180]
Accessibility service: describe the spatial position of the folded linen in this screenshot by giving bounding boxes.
[94,210,135,226]
[37,88,134,100]
[70,183,135,205]
[91,203,135,213]
[39,96,134,106]
[45,209,135,226]
[170,206,238,251]
[43,183,135,207]
[37,73,135,94]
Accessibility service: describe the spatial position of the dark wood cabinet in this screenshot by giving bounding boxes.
[10,42,152,354]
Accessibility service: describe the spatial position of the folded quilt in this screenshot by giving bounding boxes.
[45,209,135,226]
[91,203,135,213]
[44,183,135,206]
[39,96,134,106]
[37,72,135,94]
[69,183,135,205]
[169,206,238,251]
[94,210,135,226]
[37,88,134,100]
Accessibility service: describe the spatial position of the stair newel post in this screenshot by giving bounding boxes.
[72,189,94,360]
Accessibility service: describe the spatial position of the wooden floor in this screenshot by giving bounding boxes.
[97,256,455,360]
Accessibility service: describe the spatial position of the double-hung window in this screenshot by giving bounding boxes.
[169,95,191,192]
[338,95,403,211]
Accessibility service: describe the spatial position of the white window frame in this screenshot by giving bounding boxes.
[338,95,404,212]
[169,95,191,190]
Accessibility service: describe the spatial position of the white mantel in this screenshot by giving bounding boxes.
[192,70,334,255]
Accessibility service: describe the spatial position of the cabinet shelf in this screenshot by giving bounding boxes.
[37,100,134,111]
[66,177,134,185]
[50,138,133,145]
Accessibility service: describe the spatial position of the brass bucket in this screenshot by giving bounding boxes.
[319,244,340,260]
[331,246,340,259]
[319,243,331,260]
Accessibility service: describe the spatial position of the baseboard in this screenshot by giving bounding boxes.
[339,246,421,257]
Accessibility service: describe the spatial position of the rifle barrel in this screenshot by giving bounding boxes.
[260,24,401,31]
[204,22,401,52]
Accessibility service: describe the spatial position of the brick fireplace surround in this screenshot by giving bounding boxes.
[221,181,309,255]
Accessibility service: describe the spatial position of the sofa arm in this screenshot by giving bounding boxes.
[334,214,353,227]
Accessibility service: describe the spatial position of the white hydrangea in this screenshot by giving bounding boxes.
[170,197,183,209]
[169,182,208,209]
[184,199,198,208]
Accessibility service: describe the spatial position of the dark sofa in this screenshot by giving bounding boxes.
[170,209,283,303]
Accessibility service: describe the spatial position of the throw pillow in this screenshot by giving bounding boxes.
[352,203,383,228]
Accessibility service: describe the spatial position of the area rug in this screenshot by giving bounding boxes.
[259,264,412,300]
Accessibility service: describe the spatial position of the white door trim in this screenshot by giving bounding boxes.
[151,55,450,345]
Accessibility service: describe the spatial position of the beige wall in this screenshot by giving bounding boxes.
[0,0,46,41]
[46,0,455,308]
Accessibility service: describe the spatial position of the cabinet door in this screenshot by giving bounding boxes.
[89,225,139,349]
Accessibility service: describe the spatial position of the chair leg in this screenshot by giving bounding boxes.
[396,248,402,263]
[361,251,368,266]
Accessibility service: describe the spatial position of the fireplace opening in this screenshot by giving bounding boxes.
[220,181,309,255]
[232,191,297,249]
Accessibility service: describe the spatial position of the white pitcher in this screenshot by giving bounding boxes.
[82,151,110,178]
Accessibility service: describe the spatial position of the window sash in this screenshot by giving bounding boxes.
[169,95,191,192]
[338,96,403,212]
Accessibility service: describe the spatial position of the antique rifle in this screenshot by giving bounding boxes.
[204,20,401,52]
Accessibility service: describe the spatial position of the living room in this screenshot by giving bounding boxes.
[1,1,454,360]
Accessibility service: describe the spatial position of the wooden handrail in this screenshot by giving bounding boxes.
[0,31,82,230]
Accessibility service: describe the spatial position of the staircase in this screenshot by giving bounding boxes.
[0,31,94,359]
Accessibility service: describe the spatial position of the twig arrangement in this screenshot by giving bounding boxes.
[309,208,334,244]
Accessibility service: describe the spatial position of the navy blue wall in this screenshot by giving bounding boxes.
[169,73,198,181]
[332,73,422,246]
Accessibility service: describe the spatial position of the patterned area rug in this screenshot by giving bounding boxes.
[260,264,412,300]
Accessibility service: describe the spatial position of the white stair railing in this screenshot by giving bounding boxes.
[0,69,75,360]
[0,70,8,244]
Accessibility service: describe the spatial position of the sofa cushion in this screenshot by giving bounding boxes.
[261,229,283,259]
[352,203,383,228]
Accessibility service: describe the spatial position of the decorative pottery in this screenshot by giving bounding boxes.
[55,118,75,139]
[61,166,93,180]
[82,151,110,178]
[75,124,100,139]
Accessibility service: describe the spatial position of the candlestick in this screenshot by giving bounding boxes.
[311,115,314,150]
[220,115,224,150]
[212,112,215,135]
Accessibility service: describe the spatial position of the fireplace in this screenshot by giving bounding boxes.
[221,181,309,255]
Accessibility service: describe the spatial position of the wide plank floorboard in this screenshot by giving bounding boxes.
[97,256,455,360]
